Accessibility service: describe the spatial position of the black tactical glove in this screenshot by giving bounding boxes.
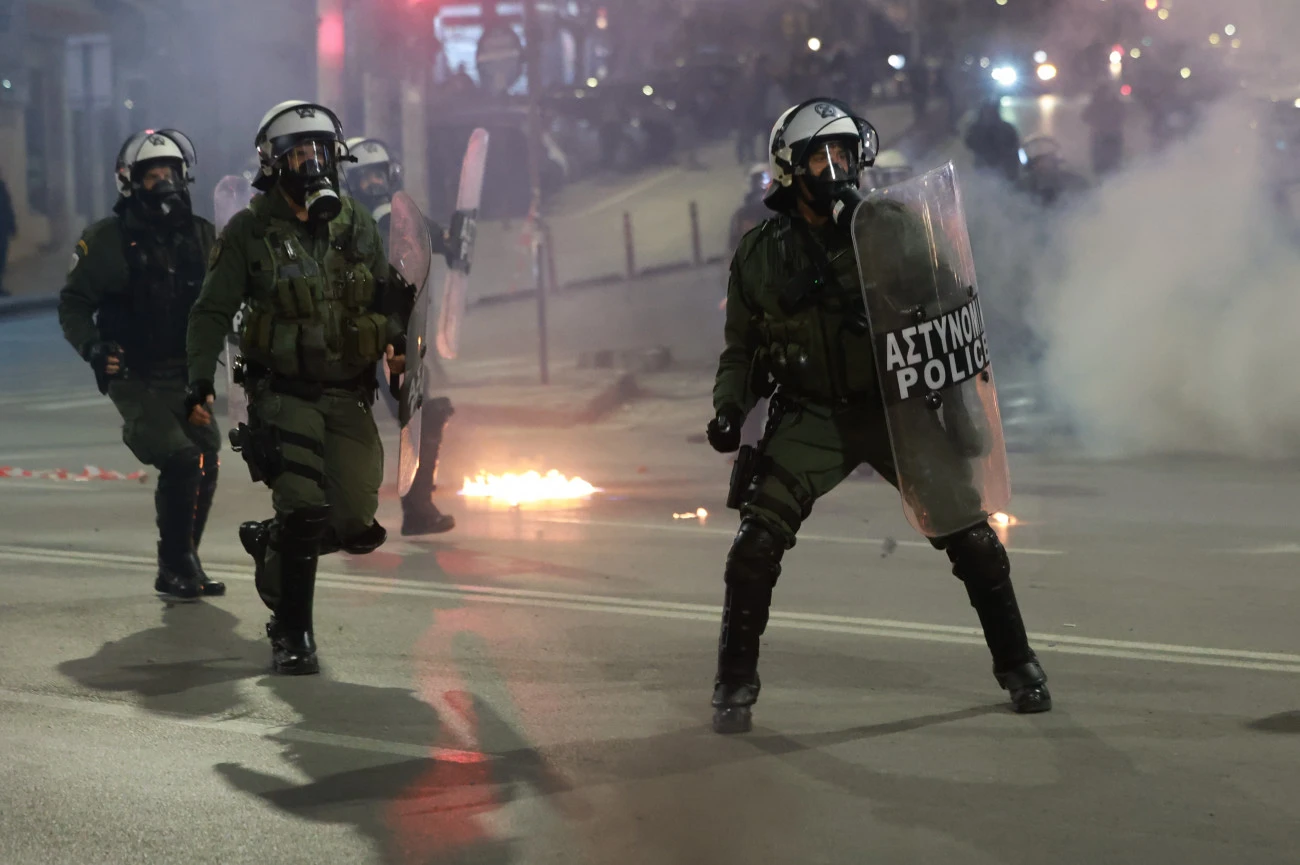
[87,341,124,395]
[184,379,216,415]
[706,405,746,454]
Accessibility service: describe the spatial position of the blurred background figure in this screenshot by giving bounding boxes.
[0,170,14,298]
[1083,82,1126,177]
[965,99,1022,182]
[1016,135,1090,208]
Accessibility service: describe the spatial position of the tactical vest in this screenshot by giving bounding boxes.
[98,216,207,374]
[748,216,878,404]
[238,196,389,382]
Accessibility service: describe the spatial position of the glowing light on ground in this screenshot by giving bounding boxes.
[460,471,599,506]
[673,508,709,521]
[991,512,1020,527]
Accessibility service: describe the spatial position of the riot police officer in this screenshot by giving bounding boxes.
[58,129,224,602]
[185,102,415,675]
[342,136,455,537]
[706,98,1052,734]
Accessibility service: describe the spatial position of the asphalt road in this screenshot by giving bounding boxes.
[3,96,1300,865]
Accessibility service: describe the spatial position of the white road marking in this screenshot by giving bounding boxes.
[4,544,1298,674]
[0,687,489,763]
[525,515,1065,556]
[561,168,687,220]
[27,396,115,411]
[1225,544,1300,555]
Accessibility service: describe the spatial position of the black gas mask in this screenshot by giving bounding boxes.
[348,164,392,214]
[798,138,862,219]
[279,140,343,224]
[133,159,192,225]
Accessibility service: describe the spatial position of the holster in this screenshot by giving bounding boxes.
[228,403,283,486]
[727,445,757,510]
[725,395,790,511]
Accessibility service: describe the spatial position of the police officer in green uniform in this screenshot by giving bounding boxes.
[342,136,455,537]
[706,98,1051,734]
[184,101,415,675]
[58,128,224,602]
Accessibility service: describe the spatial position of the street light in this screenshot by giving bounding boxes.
[991,66,1018,87]
[888,54,906,70]
[807,37,822,52]
[1037,63,1058,82]
[1224,24,1236,36]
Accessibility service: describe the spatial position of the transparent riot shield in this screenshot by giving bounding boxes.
[213,176,257,426]
[851,161,1011,538]
[435,127,490,360]
[213,174,254,234]
[389,191,434,497]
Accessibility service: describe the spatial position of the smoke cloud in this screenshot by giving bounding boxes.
[970,99,1300,459]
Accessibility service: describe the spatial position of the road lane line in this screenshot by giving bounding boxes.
[0,687,488,763]
[524,515,1065,556]
[2,545,1297,673]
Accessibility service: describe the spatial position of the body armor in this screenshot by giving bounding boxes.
[238,195,389,381]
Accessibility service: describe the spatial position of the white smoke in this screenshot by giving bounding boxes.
[1020,101,1300,458]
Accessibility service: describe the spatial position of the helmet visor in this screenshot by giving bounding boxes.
[280,139,338,179]
[133,159,184,190]
[346,163,390,196]
[805,139,860,182]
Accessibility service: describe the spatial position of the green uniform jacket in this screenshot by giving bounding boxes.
[59,211,216,364]
[187,189,412,386]
[715,213,880,415]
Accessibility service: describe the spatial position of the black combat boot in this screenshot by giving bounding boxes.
[944,523,1052,714]
[153,450,203,601]
[267,505,330,675]
[191,452,226,596]
[241,518,274,609]
[401,397,456,536]
[712,519,784,734]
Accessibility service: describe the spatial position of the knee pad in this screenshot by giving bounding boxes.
[941,521,1010,588]
[159,446,202,476]
[340,520,387,555]
[725,518,786,590]
[279,505,331,555]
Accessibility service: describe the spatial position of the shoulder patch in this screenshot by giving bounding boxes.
[68,238,89,274]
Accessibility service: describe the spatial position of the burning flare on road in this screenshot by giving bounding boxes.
[459,470,599,506]
[991,512,1019,527]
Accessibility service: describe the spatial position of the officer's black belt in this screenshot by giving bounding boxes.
[282,459,326,487]
[275,429,326,458]
[268,371,374,401]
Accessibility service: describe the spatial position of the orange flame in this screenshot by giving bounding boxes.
[459,470,599,506]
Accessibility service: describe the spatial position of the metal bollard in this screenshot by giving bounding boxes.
[623,211,635,280]
[689,200,702,266]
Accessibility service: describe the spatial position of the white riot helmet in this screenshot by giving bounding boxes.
[253,100,351,222]
[342,136,403,214]
[114,129,197,222]
[864,149,912,191]
[765,97,879,214]
[1019,134,1062,168]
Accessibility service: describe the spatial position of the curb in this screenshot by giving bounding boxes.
[452,371,639,428]
[0,294,59,320]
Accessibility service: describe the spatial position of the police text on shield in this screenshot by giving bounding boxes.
[880,298,990,404]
